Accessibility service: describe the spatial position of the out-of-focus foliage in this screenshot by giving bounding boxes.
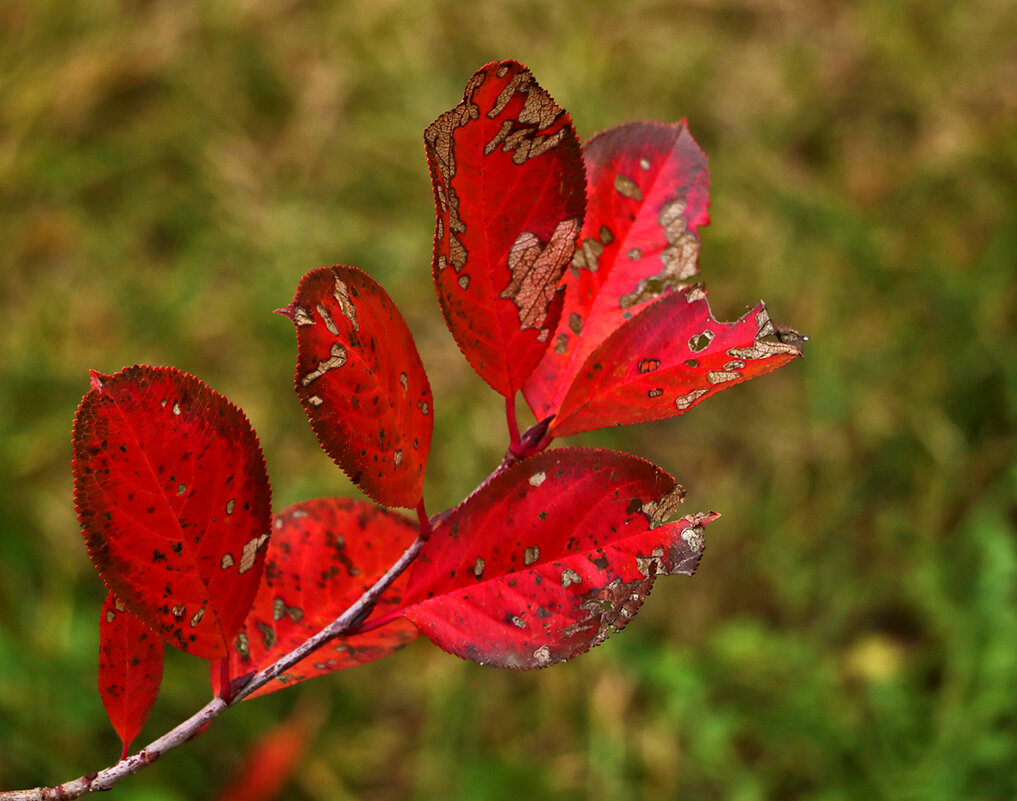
[1,1,1015,799]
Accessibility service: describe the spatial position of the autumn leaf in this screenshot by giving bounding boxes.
[98,592,164,760]
[427,59,586,397]
[403,448,716,668]
[523,120,803,436]
[282,265,434,508]
[548,285,804,437]
[213,702,323,801]
[74,366,272,659]
[215,498,419,700]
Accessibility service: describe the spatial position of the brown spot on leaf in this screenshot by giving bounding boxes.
[501,218,580,329]
[291,306,315,326]
[618,198,701,309]
[572,237,604,272]
[675,388,708,410]
[316,304,339,336]
[641,485,686,525]
[473,557,485,579]
[707,370,740,384]
[238,533,268,574]
[638,358,660,373]
[561,568,582,588]
[524,546,540,566]
[301,343,348,386]
[614,174,642,201]
[331,275,359,331]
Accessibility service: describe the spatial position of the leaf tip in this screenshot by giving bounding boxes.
[89,370,106,393]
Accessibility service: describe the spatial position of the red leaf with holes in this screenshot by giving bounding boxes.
[427,59,586,397]
[549,286,805,437]
[74,366,272,659]
[98,592,164,759]
[523,120,803,435]
[283,265,433,508]
[214,498,419,700]
[402,448,717,668]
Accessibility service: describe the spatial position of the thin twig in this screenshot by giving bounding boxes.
[0,534,427,801]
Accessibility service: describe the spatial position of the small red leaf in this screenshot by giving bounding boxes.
[427,59,586,397]
[524,121,710,419]
[285,265,433,508]
[403,448,716,668]
[549,286,805,437]
[219,498,419,700]
[213,705,322,801]
[74,366,272,658]
[98,592,164,759]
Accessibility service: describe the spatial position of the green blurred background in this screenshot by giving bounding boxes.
[2,1,1016,799]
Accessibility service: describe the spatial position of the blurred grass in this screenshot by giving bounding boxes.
[2,0,1016,798]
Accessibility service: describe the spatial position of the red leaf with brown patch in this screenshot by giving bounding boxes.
[426,59,586,397]
[98,591,164,759]
[548,286,805,437]
[524,121,711,420]
[402,448,717,669]
[284,265,433,508]
[74,366,272,659]
[215,498,419,700]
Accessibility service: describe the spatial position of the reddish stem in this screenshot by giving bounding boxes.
[415,498,432,541]
[217,658,232,702]
[505,393,521,450]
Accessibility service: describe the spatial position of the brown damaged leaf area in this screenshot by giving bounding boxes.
[551,285,804,437]
[524,120,711,421]
[73,366,272,659]
[402,448,717,669]
[214,498,419,700]
[283,265,433,509]
[426,59,586,397]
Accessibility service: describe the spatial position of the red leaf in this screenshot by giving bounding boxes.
[427,59,586,397]
[524,121,710,420]
[284,265,433,508]
[213,705,322,801]
[403,448,717,668]
[98,591,164,759]
[217,498,419,700]
[549,286,805,437]
[74,366,272,659]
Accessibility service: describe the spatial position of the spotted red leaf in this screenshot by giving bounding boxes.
[523,120,802,435]
[402,448,717,669]
[284,265,433,508]
[74,366,272,659]
[216,498,419,700]
[524,121,710,419]
[427,59,586,397]
[98,592,164,759]
[548,286,805,437]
